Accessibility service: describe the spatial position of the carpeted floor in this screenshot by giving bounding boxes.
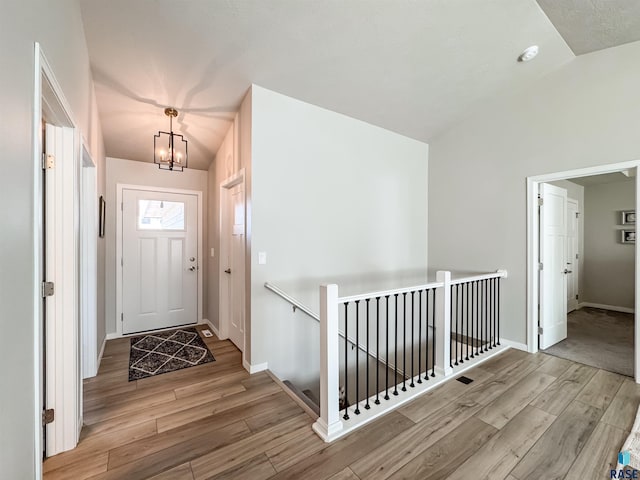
[543,307,633,377]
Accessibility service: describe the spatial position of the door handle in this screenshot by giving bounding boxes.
[564,269,573,274]
[224,268,231,274]
[189,266,196,271]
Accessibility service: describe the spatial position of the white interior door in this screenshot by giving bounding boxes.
[227,183,245,351]
[567,198,579,313]
[539,183,568,349]
[122,189,198,334]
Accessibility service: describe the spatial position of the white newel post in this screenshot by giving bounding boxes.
[312,284,343,442]
[435,271,453,377]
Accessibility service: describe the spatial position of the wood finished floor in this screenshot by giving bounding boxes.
[44,327,640,480]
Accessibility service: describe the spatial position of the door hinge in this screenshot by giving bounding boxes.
[42,153,54,170]
[538,196,544,206]
[538,327,544,335]
[575,294,579,300]
[538,262,543,271]
[576,253,579,259]
[121,257,123,267]
[41,281,54,297]
[42,408,54,426]
[121,313,124,322]
[121,202,123,211]
[576,212,580,218]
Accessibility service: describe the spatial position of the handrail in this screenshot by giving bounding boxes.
[264,282,319,320]
[264,282,408,379]
[337,280,444,303]
[449,269,508,286]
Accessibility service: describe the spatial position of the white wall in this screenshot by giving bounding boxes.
[549,180,585,302]
[0,0,105,476]
[105,157,208,335]
[428,40,640,344]
[583,179,636,309]
[249,85,429,383]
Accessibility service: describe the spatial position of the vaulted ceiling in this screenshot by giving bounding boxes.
[79,1,637,170]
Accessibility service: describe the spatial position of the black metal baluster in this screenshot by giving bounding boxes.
[479,280,484,355]
[384,295,390,400]
[355,300,360,414]
[375,297,380,405]
[465,282,470,361]
[418,290,423,384]
[489,279,493,349]
[431,288,436,377]
[424,289,430,380]
[343,302,349,420]
[454,284,459,366]
[410,291,415,387]
[402,293,407,392]
[475,281,479,357]
[483,279,488,352]
[497,279,501,345]
[393,294,399,396]
[459,284,463,364]
[470,281,475,359]
[365,298,370,409]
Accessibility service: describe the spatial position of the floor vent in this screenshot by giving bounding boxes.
[456,376,474,385]
[201,329,213,338]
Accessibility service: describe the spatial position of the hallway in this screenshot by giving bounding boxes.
[43,339,640,479]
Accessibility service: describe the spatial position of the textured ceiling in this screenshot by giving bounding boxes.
[536,0,640,55]
[80,0,574,170]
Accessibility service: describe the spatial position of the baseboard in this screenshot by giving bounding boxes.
[200,318,220,337]
[578,302,635,314]
[105,332,119,340]
[243,358,268,374]
[499,338,528,351]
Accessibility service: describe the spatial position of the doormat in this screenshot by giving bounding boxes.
[128,327,215,381]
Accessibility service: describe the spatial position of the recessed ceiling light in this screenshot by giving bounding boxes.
[518,45,539,62]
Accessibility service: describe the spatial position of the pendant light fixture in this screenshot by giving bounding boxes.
[154,107,188,171]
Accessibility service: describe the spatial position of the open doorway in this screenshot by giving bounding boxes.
[527,163,640,382]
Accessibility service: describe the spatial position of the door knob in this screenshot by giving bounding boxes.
[189,266,196,271]
[564,269,573,274]
[224,268,231,274]
[189,257,195,262]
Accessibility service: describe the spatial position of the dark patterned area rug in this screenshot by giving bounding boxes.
[128,327,215,381]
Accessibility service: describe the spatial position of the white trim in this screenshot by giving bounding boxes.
[115,184,204,336]
[242,359,268,374]
[499,338,528,351]
[526,161,640,383]
[315,345,511,442]
[578,302,635,314]
[34,43,82,463]
[105,332,120,341]
[200,318,220,338]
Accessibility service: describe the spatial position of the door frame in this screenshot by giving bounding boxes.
[33,42,83,467]
[115,184,204,337]
[218,170,246,351]
[566,197,580,313]
[527,161,640,382]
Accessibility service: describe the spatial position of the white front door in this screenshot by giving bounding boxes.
[539,183,568,349]
[226,183,245,351]
[567,198,579,313]
[122,189,198,334]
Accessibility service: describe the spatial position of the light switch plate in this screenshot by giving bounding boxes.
[258,252,267,265]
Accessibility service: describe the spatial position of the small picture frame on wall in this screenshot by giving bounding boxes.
[622,230,635,244]
[622,210,636,225]
[99,196,106,238]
